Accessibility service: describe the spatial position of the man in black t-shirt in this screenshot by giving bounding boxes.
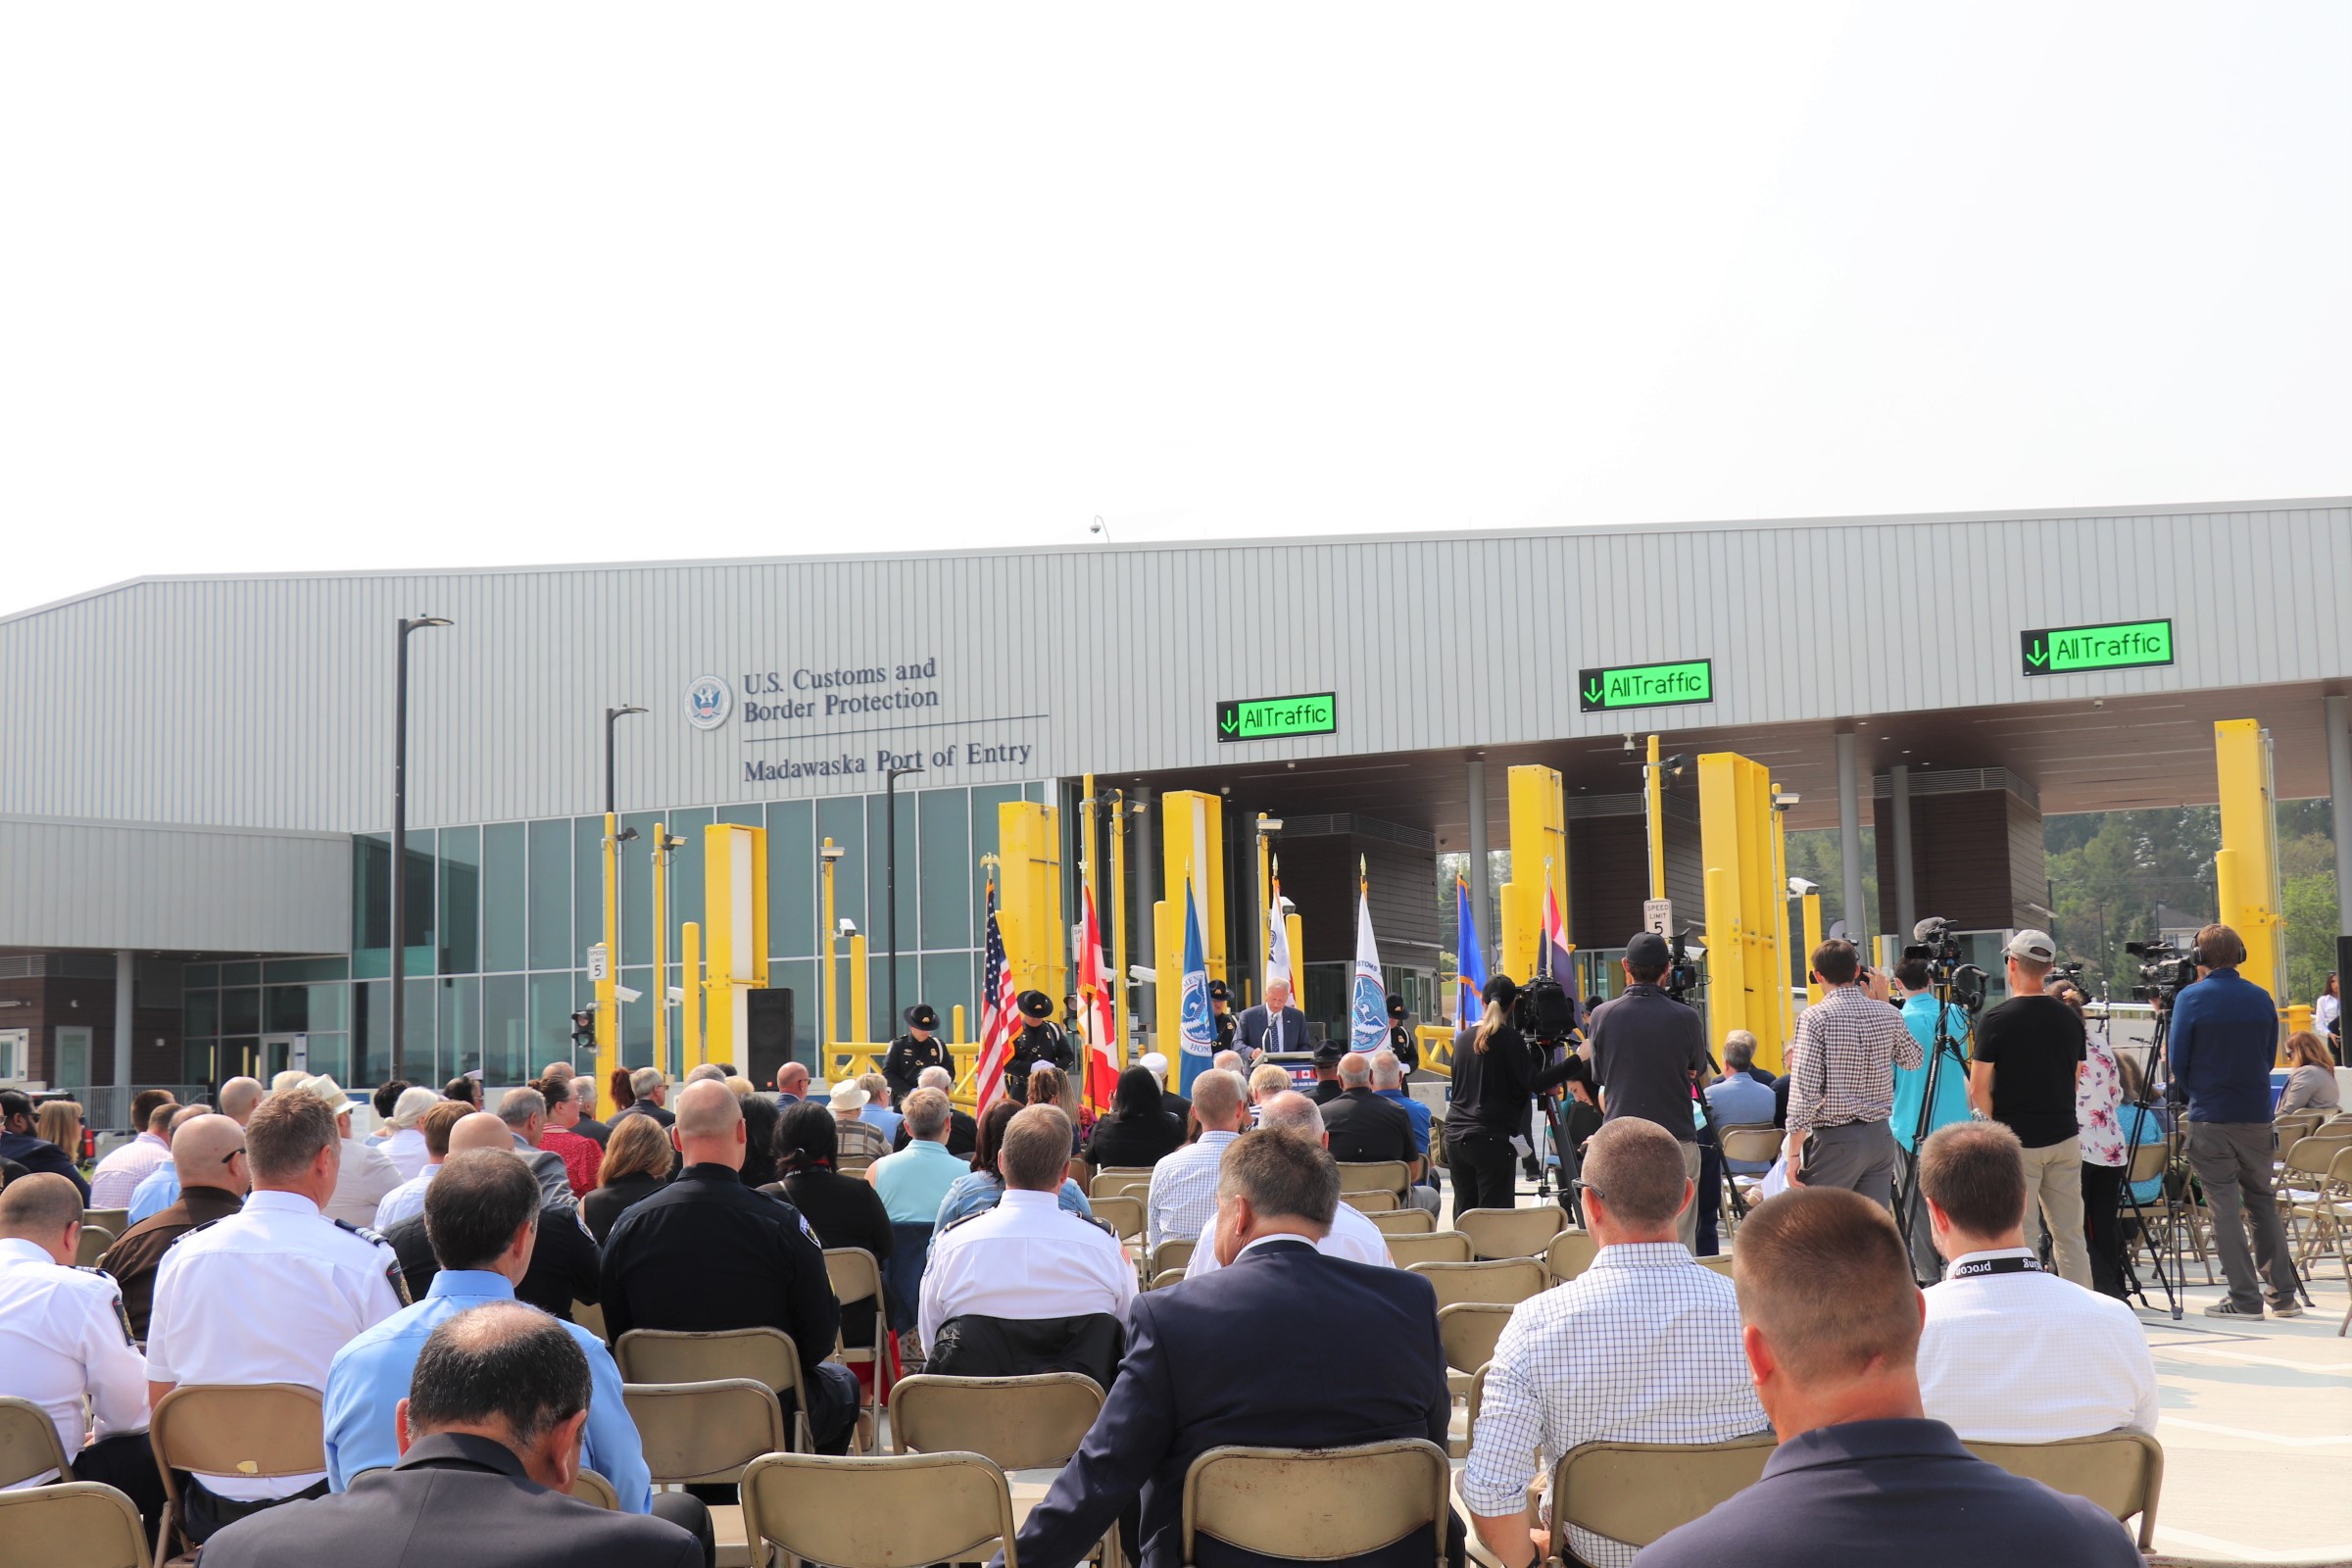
[1967,930,2089,1287]
[1583,932,1714,1250]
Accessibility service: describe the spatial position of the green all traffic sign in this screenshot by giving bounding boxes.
[1216,691,1339,742]
[1578,659,1714,713]
[2019,617,2174,677]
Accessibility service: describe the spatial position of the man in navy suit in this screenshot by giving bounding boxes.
[1234,977,1311,1060]
[1014,1126,1461,1568]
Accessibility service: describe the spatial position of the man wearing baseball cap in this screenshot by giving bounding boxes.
[1966,930,2090,1287]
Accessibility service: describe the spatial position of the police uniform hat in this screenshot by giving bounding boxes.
[1206,980,1230,1003]
[1017,990,1054,1021]
[905,1004,939,1030]
[1386,994,1406,1019]
[1312,1040,1348,1067]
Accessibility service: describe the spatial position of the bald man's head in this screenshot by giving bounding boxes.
[448,1111,516,1155]
[1190,1069,1246,1131]
[172,1113,250,1196]
[166,1103,209,1139]
[0,1172,84,1260]
[673,1080,746,1169]
[217,1077,265,1123]
[1337,1052,1372,1089]
[1255,1091,1328,1143]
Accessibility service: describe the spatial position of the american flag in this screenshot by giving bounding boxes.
[974,879,1022,1115]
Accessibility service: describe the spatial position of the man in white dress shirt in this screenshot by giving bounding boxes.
[1145,1069,1247,1250]
[297,1075,404,1228]
[371,1101,470,1231]
[1465,1119,1768,1568]
[144,1090,408,1543]
[1185,1093,1391,1276]
[1914,1121,2158,1441]
[87,1093,179,1208]
[919,1103,1136,1351]
[0,1173,163,1532]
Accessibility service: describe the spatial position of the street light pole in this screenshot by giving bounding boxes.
[598,706,647,1087]
[390,614,451,1085]
[884,763,925,1029]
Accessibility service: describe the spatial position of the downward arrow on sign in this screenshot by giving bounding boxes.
[1219,709,1240,734]
[1583,680,1604,706]
[2027,638,2048,667]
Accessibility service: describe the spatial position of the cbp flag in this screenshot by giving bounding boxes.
[1178,882,1214,1092]
[1453,873,1487,1025]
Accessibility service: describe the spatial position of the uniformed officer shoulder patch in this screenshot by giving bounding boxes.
[1077,1213,1117,1240]
[108,1287,136,1347]
[334,1218,413,1304]
[939,1208,985,1234]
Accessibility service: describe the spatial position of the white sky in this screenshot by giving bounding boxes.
[3,4,2345,617]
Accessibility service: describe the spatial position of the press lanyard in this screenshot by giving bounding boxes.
[1947,1255,2040,1280]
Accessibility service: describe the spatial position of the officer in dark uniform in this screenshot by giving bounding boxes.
[882,1004,950,1103]
[1385,995,1420,1074]
[1007,991,1074,1102]
[1207,981,1239,1054]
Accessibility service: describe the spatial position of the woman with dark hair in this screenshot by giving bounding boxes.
[1444,974,1577,1213]
[607,1066,637,1113]
[583,1113,671,1243]
[2056,979,2128,1298]
[1082,1067,1185,1171]
[441,1075,481,1109]
[738,1092,783,1189]
[934,1099,1095,1228]
[766,1101,893,1354]
[534,1073,604,1198]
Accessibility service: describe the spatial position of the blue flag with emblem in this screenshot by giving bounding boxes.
[1350,859,1388,1052]
[1178,880,1214,1092]
[1453,873,1487,1024]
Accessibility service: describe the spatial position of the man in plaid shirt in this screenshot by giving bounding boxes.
[828,1081,893,1163]
[1786,939,1920,1208]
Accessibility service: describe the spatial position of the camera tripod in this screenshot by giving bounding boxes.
[1889,975,1978,1284]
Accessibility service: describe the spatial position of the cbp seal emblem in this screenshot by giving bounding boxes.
[685,674,732,730]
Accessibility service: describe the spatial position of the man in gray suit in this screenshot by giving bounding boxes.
[194,1301,711,1568]
[1235,977,1310,1060]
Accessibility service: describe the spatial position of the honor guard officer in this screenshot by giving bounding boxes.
[1386,995,1420,1074]
[0,1173,167,1535]
[1007,991,1075,1102]
[145,1090,408,1544]
[884,1005,951,1102]
[1207,981,1239,1054]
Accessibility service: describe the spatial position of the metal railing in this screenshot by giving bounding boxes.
[35,1084,215,1134]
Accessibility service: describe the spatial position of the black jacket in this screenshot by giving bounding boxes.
[0,1131,85,1199]
[881,1033,952,1101]
[1445,1024,1575,1138]
[893,1108,979,1157]
[598,1164,839,1394]
[571,1115,612,1149]
[188,1432,701,1568]
[1014,1240,1457,1568]
[385,1200,600,1323]
[1084,1111,1186,1171]
[767,1165,893,1347]
[1322,1088,1417,1166]
[580,1173,666,1245]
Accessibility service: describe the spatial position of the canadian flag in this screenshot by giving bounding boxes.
[1078,882,1120,1110]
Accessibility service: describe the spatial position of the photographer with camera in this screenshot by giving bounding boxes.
[2171,923,2301,1318]
[1581,932,1714,1250]
[1966,931,2089,1288]
[1785,939,1918,1209]
[1890,956,1976,1283]
[1445,976,1582,1214]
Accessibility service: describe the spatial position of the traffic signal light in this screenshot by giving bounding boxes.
[569,1009,596,1050]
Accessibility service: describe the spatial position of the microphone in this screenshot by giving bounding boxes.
[1912,916,1949,944]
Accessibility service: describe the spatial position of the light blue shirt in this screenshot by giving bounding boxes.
[860,1104,904,1142]
[322,1271,651,1511]
[1701,1074,1779,1173]
[1376,1088,1433,1156]
[127,1162,181,1224]
[935,1171,1092,1231]
[1893,992,1976,1152]
[870,1138,966,1225]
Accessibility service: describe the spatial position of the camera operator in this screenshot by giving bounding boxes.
[1785,939,1918,1209]
[1580,932,1714,1250]
[1446,976,1580,1213]
[1966,932,2089,1288]
[1891,957,1975,1283]
[2171,923,2301,1318]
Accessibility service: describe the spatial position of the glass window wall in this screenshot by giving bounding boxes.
[483,822,526,973]
[527,818,573,971]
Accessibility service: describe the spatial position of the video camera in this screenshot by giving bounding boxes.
[1902,916,1989,1011]
[1664,926,1704,1004]
[2126,938,2198,1003]
[1511,974,1581,1043]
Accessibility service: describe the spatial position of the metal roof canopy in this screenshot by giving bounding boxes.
[1127,677,2349,845]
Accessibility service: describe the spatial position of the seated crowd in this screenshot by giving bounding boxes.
[1,1039,2166,1568]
